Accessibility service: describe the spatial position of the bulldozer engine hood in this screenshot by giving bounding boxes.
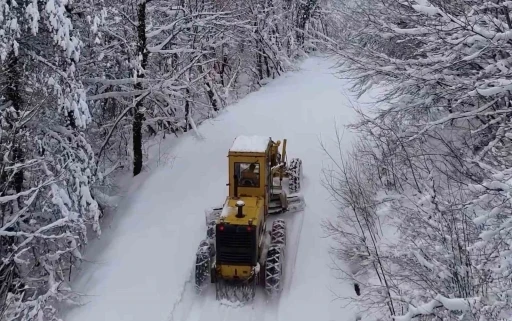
[219,196,263,225]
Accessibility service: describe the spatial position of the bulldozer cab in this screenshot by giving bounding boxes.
[228,136,272,199]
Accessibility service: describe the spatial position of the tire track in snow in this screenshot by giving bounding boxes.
[166,264,215,321]
[166,269,194,321]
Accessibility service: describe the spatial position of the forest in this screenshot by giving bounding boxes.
[0,0,332,319]
[2,0,512,321]
[322,0,512,320]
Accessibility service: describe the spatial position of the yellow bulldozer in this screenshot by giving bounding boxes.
[194,135,304,302]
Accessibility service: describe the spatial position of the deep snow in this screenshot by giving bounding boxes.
[64,56,368,321]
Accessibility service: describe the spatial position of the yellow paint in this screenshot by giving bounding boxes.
[218,265,253,279]
[215,136,291,282]
[221,196,264,225]
[281,139,287,163]
[228,154,268,198]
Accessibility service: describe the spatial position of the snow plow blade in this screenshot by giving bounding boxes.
[269,186,305,215]
[285,193,306,212]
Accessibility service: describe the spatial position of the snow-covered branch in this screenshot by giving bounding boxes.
[0,0,330,319]
[321,0,512,320]
[395,295,477,321]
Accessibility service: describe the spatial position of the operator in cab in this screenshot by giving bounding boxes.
[240,163,259,187]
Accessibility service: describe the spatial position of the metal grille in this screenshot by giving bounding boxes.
[216,224,256,265]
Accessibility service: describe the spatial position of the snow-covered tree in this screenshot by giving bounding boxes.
[0,0,102,319]
[322,0,512,320]
[83,0,324,177]
[0,0,330,318]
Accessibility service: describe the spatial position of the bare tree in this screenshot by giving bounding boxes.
[320,0,512,320]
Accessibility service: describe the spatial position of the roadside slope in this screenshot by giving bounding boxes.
[65,56,361,321]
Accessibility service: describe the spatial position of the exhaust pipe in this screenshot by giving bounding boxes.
[236,200,245,218]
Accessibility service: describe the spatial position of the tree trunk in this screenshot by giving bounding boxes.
[264,54,270,78]
[205,81,218,112]
[133,0,149,176]
[5,51,24,201]
[183,88,192,132]
[296,0,316,46]
[257,43,263,80]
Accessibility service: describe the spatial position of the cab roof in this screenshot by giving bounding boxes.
[229,135,270,153]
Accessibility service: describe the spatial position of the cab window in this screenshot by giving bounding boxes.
[235,162,260,187]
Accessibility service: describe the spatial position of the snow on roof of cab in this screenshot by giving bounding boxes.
[229,135,270,153]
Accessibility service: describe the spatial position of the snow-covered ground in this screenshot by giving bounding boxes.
[64,56,369,321]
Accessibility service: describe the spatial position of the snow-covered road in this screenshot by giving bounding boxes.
[64,56,363,321]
